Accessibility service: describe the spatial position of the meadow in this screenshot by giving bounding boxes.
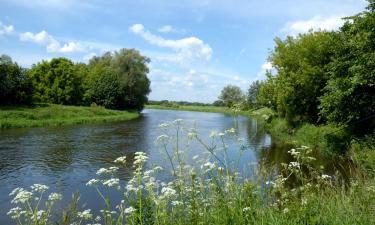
[0,104,139,129]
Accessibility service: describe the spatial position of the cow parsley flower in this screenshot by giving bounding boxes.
[48,193,62,201]
[31,184,49,193]
[77,209,92,220]
[124,206,136,214]
[321,174,332,179]
[11,190,33,203]
[103,178,120,187]
[114,156,127,164]
[161,187,177,198]
[86,179,99,186]
[134,152,148,165]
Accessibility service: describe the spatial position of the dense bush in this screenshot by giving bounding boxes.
[320,2,375,134]
[28,58,84,105]
[0,55,33,105]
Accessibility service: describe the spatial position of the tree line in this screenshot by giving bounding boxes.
[0,49,151,111]
[217,0,375,136]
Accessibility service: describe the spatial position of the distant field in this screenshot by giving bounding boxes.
[146,104,233,114]
[0,104,139,128]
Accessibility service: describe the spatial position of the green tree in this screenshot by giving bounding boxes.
[218,85,244,108]
[28,58,84,105]
[270,31,339,125]
[246,80,262,108]
[320,0,375,134]
[87,49,151,111]
[257,72,277,109]
[0,55,33,105]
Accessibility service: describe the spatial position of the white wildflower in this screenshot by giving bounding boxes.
[225,128,236,135]
[161,187,177,198]
[7,207,21,219]
[36,210,45,220]
[114,156,127,164]
[95,215,102,221]
[77,209,92,220]
[202,162,216,172]
[153,166,163,171]
[171,201,183,206]
[124,206,136,214]
[242,207,251,212]
[156,134,169,143]
[11,190,33,203]
[134,152,148,165]
[287,149,300,156]
[9,188,23,196]
[321,174,332,179]
[187,132,196,140]
[48,193,62,201]
[283,208,289,214]
[209,130,219,138]
[86,179,99,186]
[31,184,49,193]
[173,119,183,125]
[158,123,170,128]
[192,155,199,160]
[103,178,120,187]
[288,161,300,169]
[96,168,111,175]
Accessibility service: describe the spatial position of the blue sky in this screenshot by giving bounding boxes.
[0,0,367,103]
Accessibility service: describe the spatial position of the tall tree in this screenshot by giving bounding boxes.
[270,31,339,125]
[218,85,244,108]
[0,55,33,105]
[88,49,151,111]
[320,0,375,134]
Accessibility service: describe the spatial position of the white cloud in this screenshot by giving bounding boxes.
[0,21,15,35]
[19,30,90,53]
[130,24,212,65]
[59,42,86,53]
[256,62,273,81]
[281,15,344,36]
[158,25,186,34]
[261,62,273,70]
[158,25,173,33]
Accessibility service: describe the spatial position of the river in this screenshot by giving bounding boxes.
[0,109,349,224]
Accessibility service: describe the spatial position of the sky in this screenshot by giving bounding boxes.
[0,0,368,103]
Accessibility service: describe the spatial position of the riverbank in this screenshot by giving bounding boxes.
[0,104,139,129]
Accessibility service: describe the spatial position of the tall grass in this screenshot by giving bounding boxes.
[7,120,375,225]
[0,104,139,128]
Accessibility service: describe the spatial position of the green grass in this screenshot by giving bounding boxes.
[0,104,139,128]
[146,104,234,114]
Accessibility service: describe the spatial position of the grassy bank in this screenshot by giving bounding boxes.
[0,104,139,129]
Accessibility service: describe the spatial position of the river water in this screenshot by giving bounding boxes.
[0,109,350,224]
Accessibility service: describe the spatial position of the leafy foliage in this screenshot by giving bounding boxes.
[28,58,84,105]
[0,55,33,105]
[218,85,244,107]
[246,80,262,108]
[320,2,375,134]
[87,49,151,111]
[269,31,339,125]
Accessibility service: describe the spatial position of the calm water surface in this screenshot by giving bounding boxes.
[0,109,350,224]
